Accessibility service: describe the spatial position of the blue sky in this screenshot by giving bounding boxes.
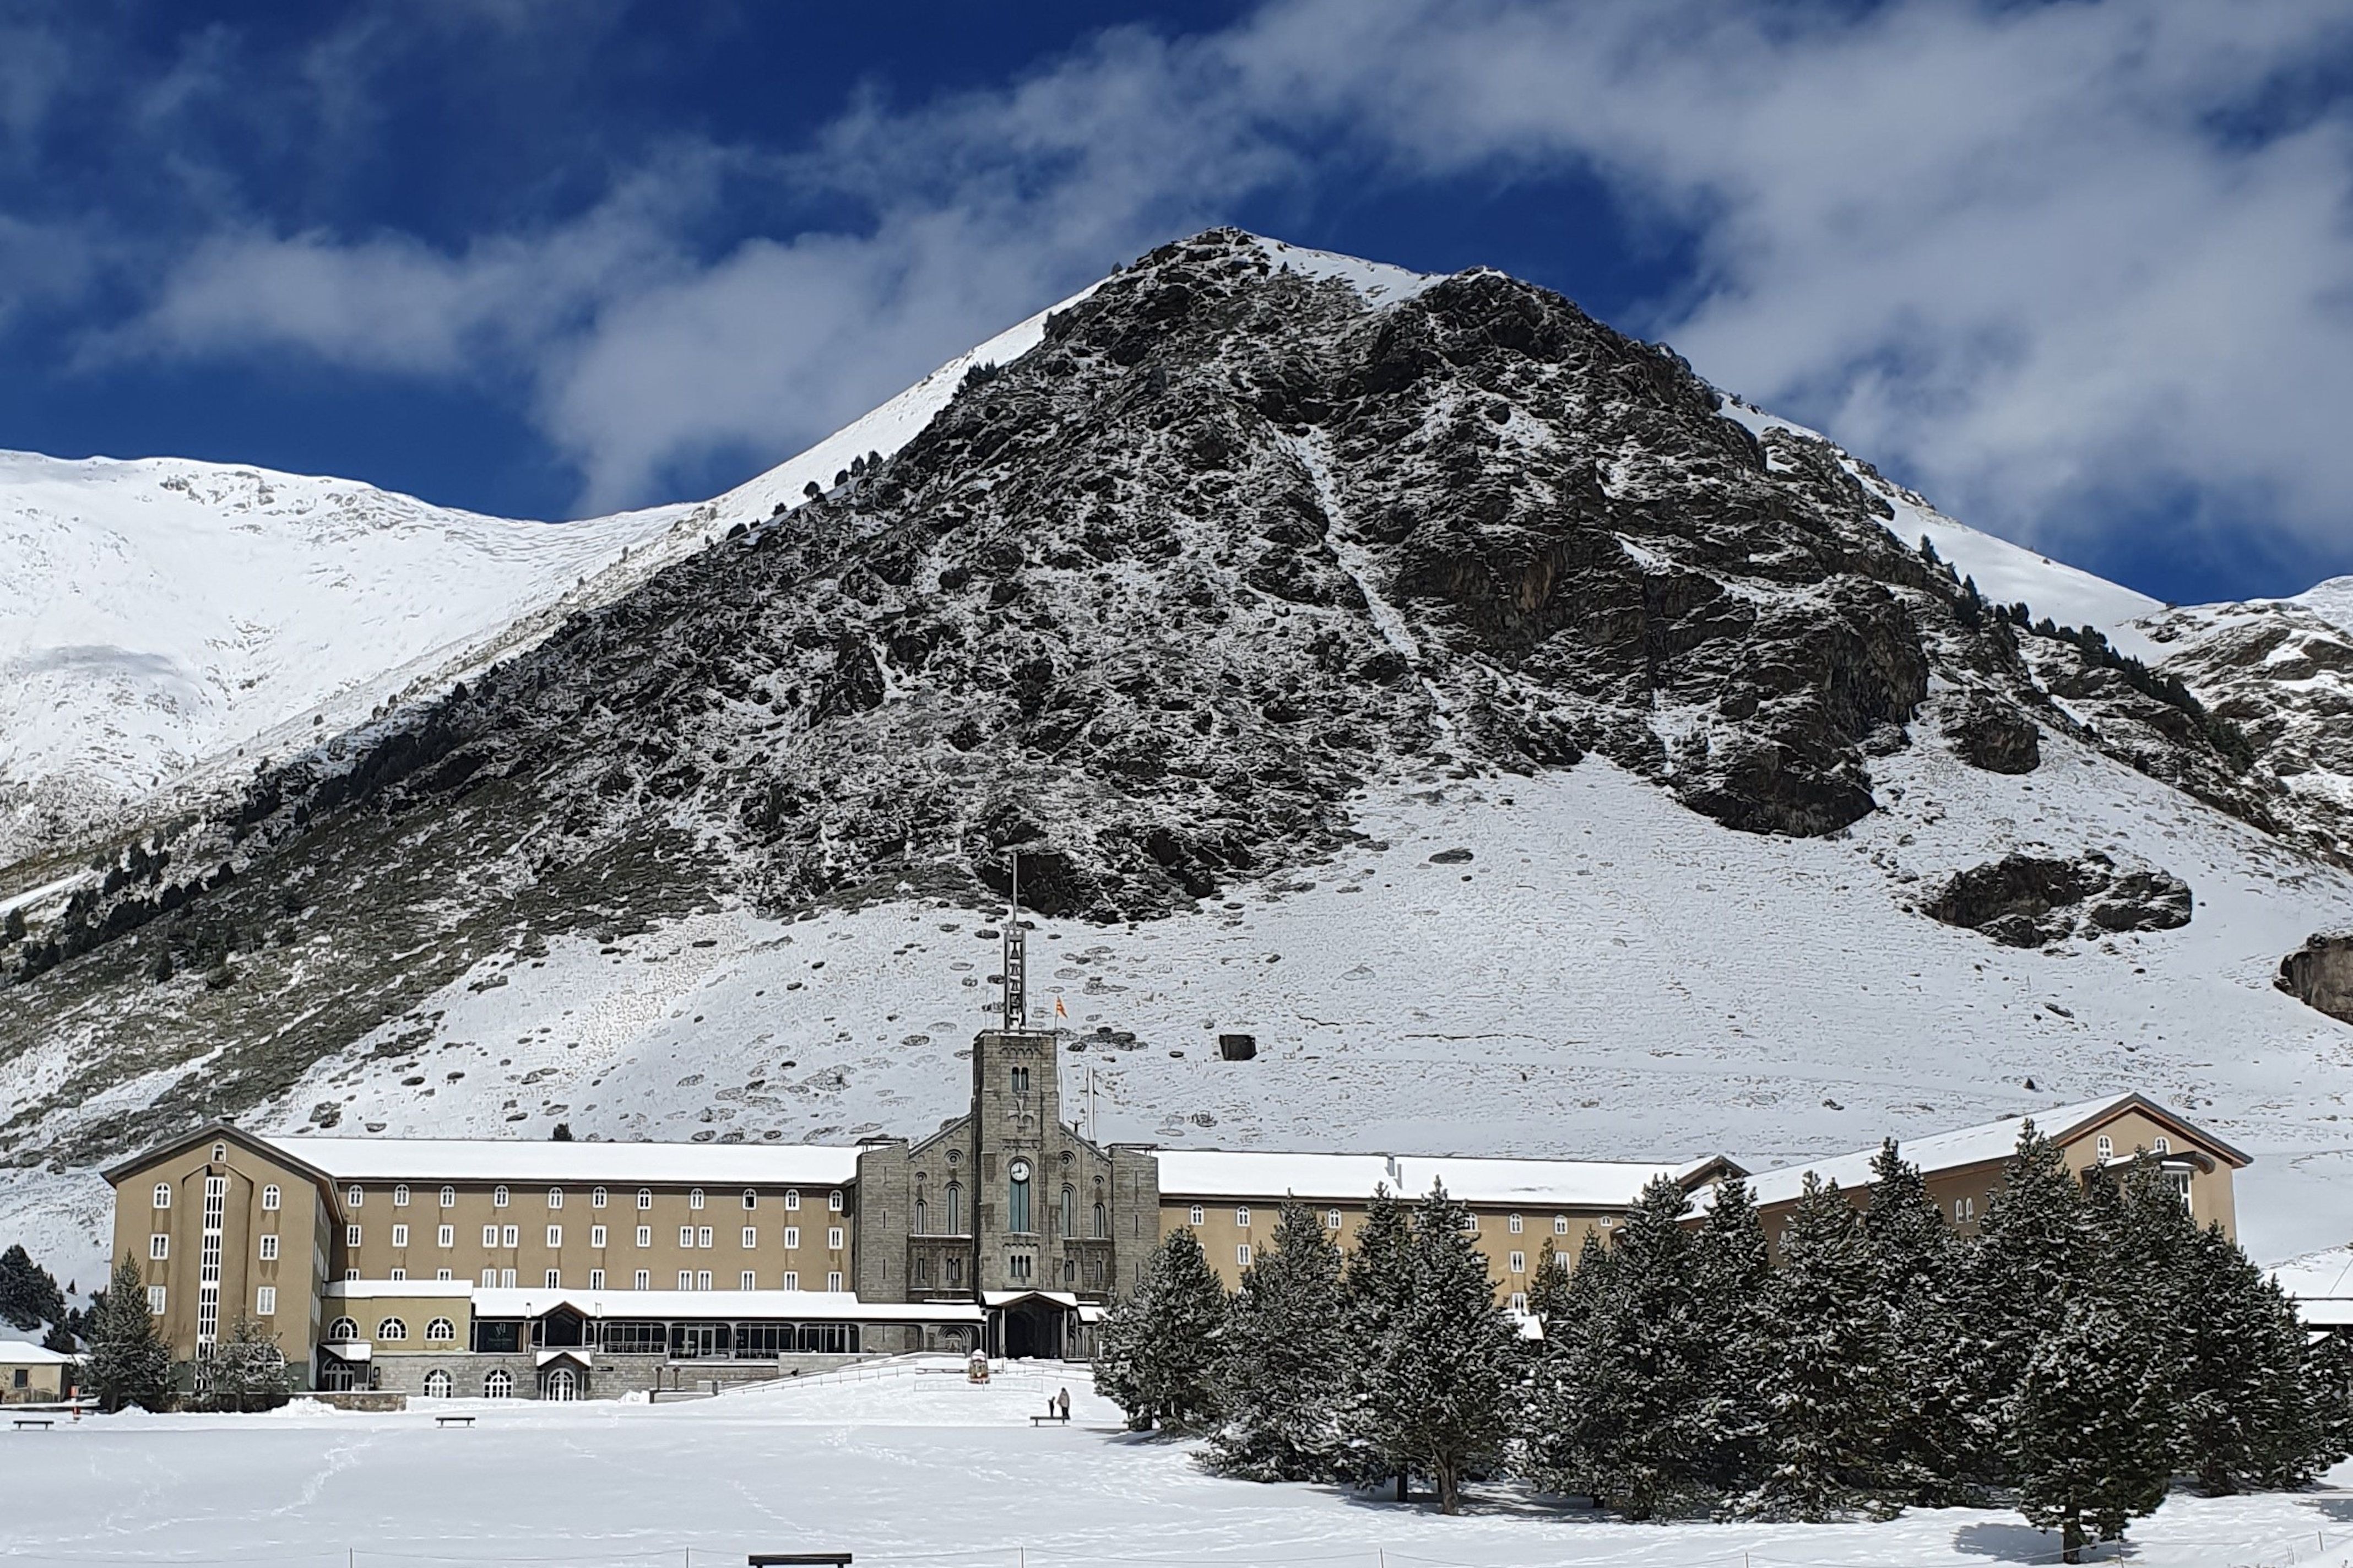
[6,1,2353,605]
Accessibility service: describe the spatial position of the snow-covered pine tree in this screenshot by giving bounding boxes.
[1206,1201,1348,1480]
[1094,1228,1228,1433]
[196,1316,292,1412]
[1735,1174,1896,1521]
[0,1244,65,1332]
[1337,1185,1417,1496]
[1968,1118,2087,1451]
[1862,1140,1981,1501]
[2167,1220,2327,1491]
[2306,1331,2353,1474]
[2010,1298,2171,1564]
[1524,1176,1709,1519]
[1689,1173,1769,1495]
[83,1254,172,1412]
[1358,1182,1518,1514]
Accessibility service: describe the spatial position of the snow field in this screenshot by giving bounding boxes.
[0,1360,2347,1568]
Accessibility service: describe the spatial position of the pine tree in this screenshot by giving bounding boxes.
[2011,1299,2171,1563]
[1522,1176,1709,1519]
[1207,1202,1348,1479]
[1357,1183,1517,1514]
[2167,1222,2325,1491]
[1862,1141,1981,1500]
[83,1255,172,1412]
[1968,1119,2088,1450]
[196,1316,292,1412]
[2305,1331,2353,1473]
[1736,1175,1896,1520]
[1336,1185,1417,1496]
[1689,1175,1770,1494]
[1094,1228,1227,1433]
[0,1243,66,1331]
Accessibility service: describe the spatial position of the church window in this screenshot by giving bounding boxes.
[1093,1202,1107,1240]
[915,1256,929,1285]
[945,1183,962,1234]
[947,1257,963,1287]
[1059,1185,1075,1235]
[1010,1066,1031,1095]
[1009,1254,1032,1281]
[262,1185,280,1211]
[1008,1160,1033,1233]
[915,1198,928,1234]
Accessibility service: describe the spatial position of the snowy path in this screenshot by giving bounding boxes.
[1,1362,2348,1568]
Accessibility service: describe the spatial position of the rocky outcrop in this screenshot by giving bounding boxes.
[1945,692,2041,774]
[2277,935,2353,1024]
[1924,851,2192,947]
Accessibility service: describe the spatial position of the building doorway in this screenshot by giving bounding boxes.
[1002,1298,1065,1359]
[676,1324,719,1359]
[540,1366,577,1401]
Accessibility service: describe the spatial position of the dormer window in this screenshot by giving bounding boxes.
[212,1143,227,1163]
[2153,1136,2170,1154]
[2096,1135,2113,1159]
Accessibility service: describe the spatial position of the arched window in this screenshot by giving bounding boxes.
[262,1184,281,1211]
[1059,1185,1075,1236]
[1007,1162,1033,1234]
[1093,1202,1108,1240]
[327,1317,359,1342]
[2153,1136,2171,1155]
[394,1184,410,1207]
[828,1190,844,1213]
[547,1187,563,1209]
[153,1183,171,1208]
[440,1186,456,1208]
[690,1189,705,1210]
[212,1143,227,1163]
[422,1369,453,1398]
[2096,1135,2114,1159]
[637,1189,652,1210]
[484,1369,513,1398]
[945,1182,962,1234]
[592,1187,608,1208]
[376,1317,408,1342]
[347,1185,364,1207]
[914,1197,928,1235]
[493,1185,509,1208]
[742,1189,757,1210]
[425,1317,457,1343]
[785,1189,801,1211]
[1325,1209,1341,1230]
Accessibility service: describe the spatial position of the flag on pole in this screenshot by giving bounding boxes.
[1054,997,1067,1019]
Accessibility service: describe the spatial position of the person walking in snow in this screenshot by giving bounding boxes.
[1056,1386,1070,1421]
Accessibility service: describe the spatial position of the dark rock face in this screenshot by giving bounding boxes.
[1925,851,2191,947]
[1947,693,2041,774]
[2277,935,2353,1023]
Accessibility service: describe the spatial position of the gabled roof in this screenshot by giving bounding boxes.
[99,1122,338,1198]
[269,1135,862,1186]
[1739,1092,2247,1209]
[1151,1149,1732,1208]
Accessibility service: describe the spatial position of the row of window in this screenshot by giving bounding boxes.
[343,1184,843,1212]
[1187,1203,1584,1234]
[154,1182,284,1209]
[339,1223,847,1251]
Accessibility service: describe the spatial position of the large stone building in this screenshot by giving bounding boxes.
[102,961,2247,1401]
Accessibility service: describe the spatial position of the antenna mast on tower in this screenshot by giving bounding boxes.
[1001,850,1028,1032]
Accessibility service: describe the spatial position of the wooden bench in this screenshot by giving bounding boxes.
[1029,1412,1069,1426]
[13,1417,53,1430]
[433,1414,475,1428]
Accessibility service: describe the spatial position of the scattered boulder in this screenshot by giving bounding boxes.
[1924,851,2190,947]
[1947,693,2041,774]
[2277,935,2353,1024]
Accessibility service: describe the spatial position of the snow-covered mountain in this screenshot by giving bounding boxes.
[4,229,2352,1291]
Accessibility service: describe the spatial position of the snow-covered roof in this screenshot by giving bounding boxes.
[467,1287,982,1323]
[1737,1093,2227,1209]
[2271,1245,2353,1311]
[324,1279,474,1300]
[266,1135,861,1187]
[1151,1149,1712,1208]
[0,1343,74,1365]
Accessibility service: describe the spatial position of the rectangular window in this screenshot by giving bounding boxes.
[149,1234,169,1260]
[741,1227,757,1249]
[636,1225,652,1247]
[784,1226,800,1249]
[258,1234,279,1261]
[483,1225,500,1247]
[344,1269,359,1282]
[1237,1244,1252,1266]
[147,1285,167,1314]
[1509,1251,1526,1274]
[389,1223,410,1247]
[255,1285,276,1315]
[741,1270,757,1290]
[1235,1207,1250,1228]
[696,1270,712,1290]
[826,1271,842,1292]
[501,1225,519,1248]
[1554,1215,1568,1234]
[437,1225,453,1248]
[1326,1209,1341,1229]
[546,1225,562,1248]
[635,1269,650,1289]
[346,1224,361,1246]
[389,1268,406,1282]
[545,1269,560,1288]
[481,1267,497,1287]
[435,1270,451,1282]
[1509,1214,1524,1234]
[1510,1292,1528,1313]
[1007,1255,1031,1281]
[590,1225,607,1248]
[782,1271,799,1290]
[697,1227,713,1249]
[589,1269,605,1289]
[679,1225,696,1247]
[679,1270,693,1289]
[826,1227,844,1251]
[500,1268,516,1288]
